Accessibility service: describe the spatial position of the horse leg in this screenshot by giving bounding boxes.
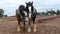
[23,20,25,31]
[16,14,21,32]
[17,19,21,32]
[27,19,31,32]
[32,18,37,32]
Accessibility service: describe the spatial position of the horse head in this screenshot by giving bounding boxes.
[26,2,33,7]
[25,2,34,18]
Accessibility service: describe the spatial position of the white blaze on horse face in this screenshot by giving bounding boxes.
[29,13,31,18]
[28,6,32,18]
[29,6,31,12]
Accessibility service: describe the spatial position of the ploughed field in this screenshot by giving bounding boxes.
[0,15,60,34]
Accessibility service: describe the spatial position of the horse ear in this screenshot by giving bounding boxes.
[32,2,33,4]
[26,2,28,4]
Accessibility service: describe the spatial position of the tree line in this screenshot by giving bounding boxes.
[37,9,60,16]
[0,9,7,18]
[0,9,60,18]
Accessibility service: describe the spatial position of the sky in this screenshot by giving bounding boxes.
[0,0,60,16]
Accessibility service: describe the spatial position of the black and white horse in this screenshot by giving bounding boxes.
[25,2,37,32]
[16,2,37,32]
[16,5,26,32]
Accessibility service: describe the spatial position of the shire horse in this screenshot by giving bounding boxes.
[16,2,37,32]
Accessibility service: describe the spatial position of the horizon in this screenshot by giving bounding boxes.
[0,0,60,16]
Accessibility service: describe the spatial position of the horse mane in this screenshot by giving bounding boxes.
[18,5,26,18]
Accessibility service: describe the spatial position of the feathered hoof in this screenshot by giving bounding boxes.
[33,24,37,32]
[33,28,37,32]
[27,27,31,32]
[17,25,21,32]
[17,28,21,32]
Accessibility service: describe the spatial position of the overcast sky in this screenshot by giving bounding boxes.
[0,0,60,16]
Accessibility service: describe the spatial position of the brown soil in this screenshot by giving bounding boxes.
[0,15,60,34]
